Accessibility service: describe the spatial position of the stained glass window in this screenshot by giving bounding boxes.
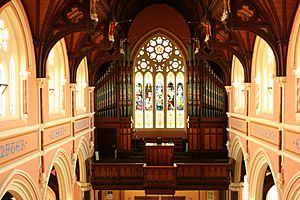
[144,72,153,128]
[156,73,164,128]
[135,72,143,128]
[134,35,185,129]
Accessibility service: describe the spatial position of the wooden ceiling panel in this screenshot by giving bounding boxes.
[4,0,299,81]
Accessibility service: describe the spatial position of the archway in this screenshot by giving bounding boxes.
[0,170,39,200]
[249,149,278,200]
[229,137,247,200]
[73,138,91,200]
[44,150,72,200]
[283,172,300,200]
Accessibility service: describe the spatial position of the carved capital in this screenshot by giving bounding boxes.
[276,172,284,188]
[39,171,47,189]
[225,85,231,93]
[72,153,77,165]
[70,83,77,89]
[36,78,47,88]
[244,83,251,90]
[20,71,31,80]
[88,86,95,92]
[229,182,243,191]
[76,182,92,191]
[244,152,250,163]
[275,77,286,87]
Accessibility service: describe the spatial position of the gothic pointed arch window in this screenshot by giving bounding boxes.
[0,4,32,120]
[232,56,245,113]
[134,35,185,129]
[253,36,275,114]
[46,38,68,114]
[76,57,88,112]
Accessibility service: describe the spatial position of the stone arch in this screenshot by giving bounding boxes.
[131,27,188,62]
[249,148,278,200]
[44,148,72,200]
[0,0,36,74]
[229,136,248,182]
[74,137,91,182]
[286,4,300,122]
[287,5,300,70]
[0,169,40,200]
[283,172,300,200]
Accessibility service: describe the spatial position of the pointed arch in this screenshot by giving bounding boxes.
[132,27,188,61]
[0,169,40,200]
[249,148,278,200]
[286,5,300,121]
[283,172,300,200]
[46,38,70,114]
[74,136,91,182]
[133,31,186,129]
[252,36,276,114]
[231,56,245,113]
[0,0,36,121]
[76,57,89,113]
[44,148,72,200]
[229,136,248,182]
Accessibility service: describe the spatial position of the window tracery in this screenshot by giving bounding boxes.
[134,35,185,129]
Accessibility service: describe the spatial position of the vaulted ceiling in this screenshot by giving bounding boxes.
[1,0,299,84]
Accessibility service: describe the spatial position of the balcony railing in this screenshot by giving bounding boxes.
[91,162,230,192]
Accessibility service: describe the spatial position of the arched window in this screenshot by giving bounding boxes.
[287,5,300,121]
[46,39,68,114]
[76,57,88,112]
[295,19,300,115]
[232,56,245,112]
[253,36,275,114]
[134,35,185,129]
[0,10,26,119]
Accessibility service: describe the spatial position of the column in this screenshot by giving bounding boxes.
[36,78,47,190]
[225,86,231,150]
[70,83,77,117]
[229,182,243,200]
[244,83,251,156]
[275,77,286,198]
[89,86,95,113]
[225,86,231,113]
[88,86,96,161]
[77,182,92,200]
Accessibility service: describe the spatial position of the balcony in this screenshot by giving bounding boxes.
[91,161,230,194]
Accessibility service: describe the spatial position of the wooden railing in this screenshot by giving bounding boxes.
[176,163,230,190]
[143,164,177,194]
[91,162,230,191]
[92,163,144,190]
